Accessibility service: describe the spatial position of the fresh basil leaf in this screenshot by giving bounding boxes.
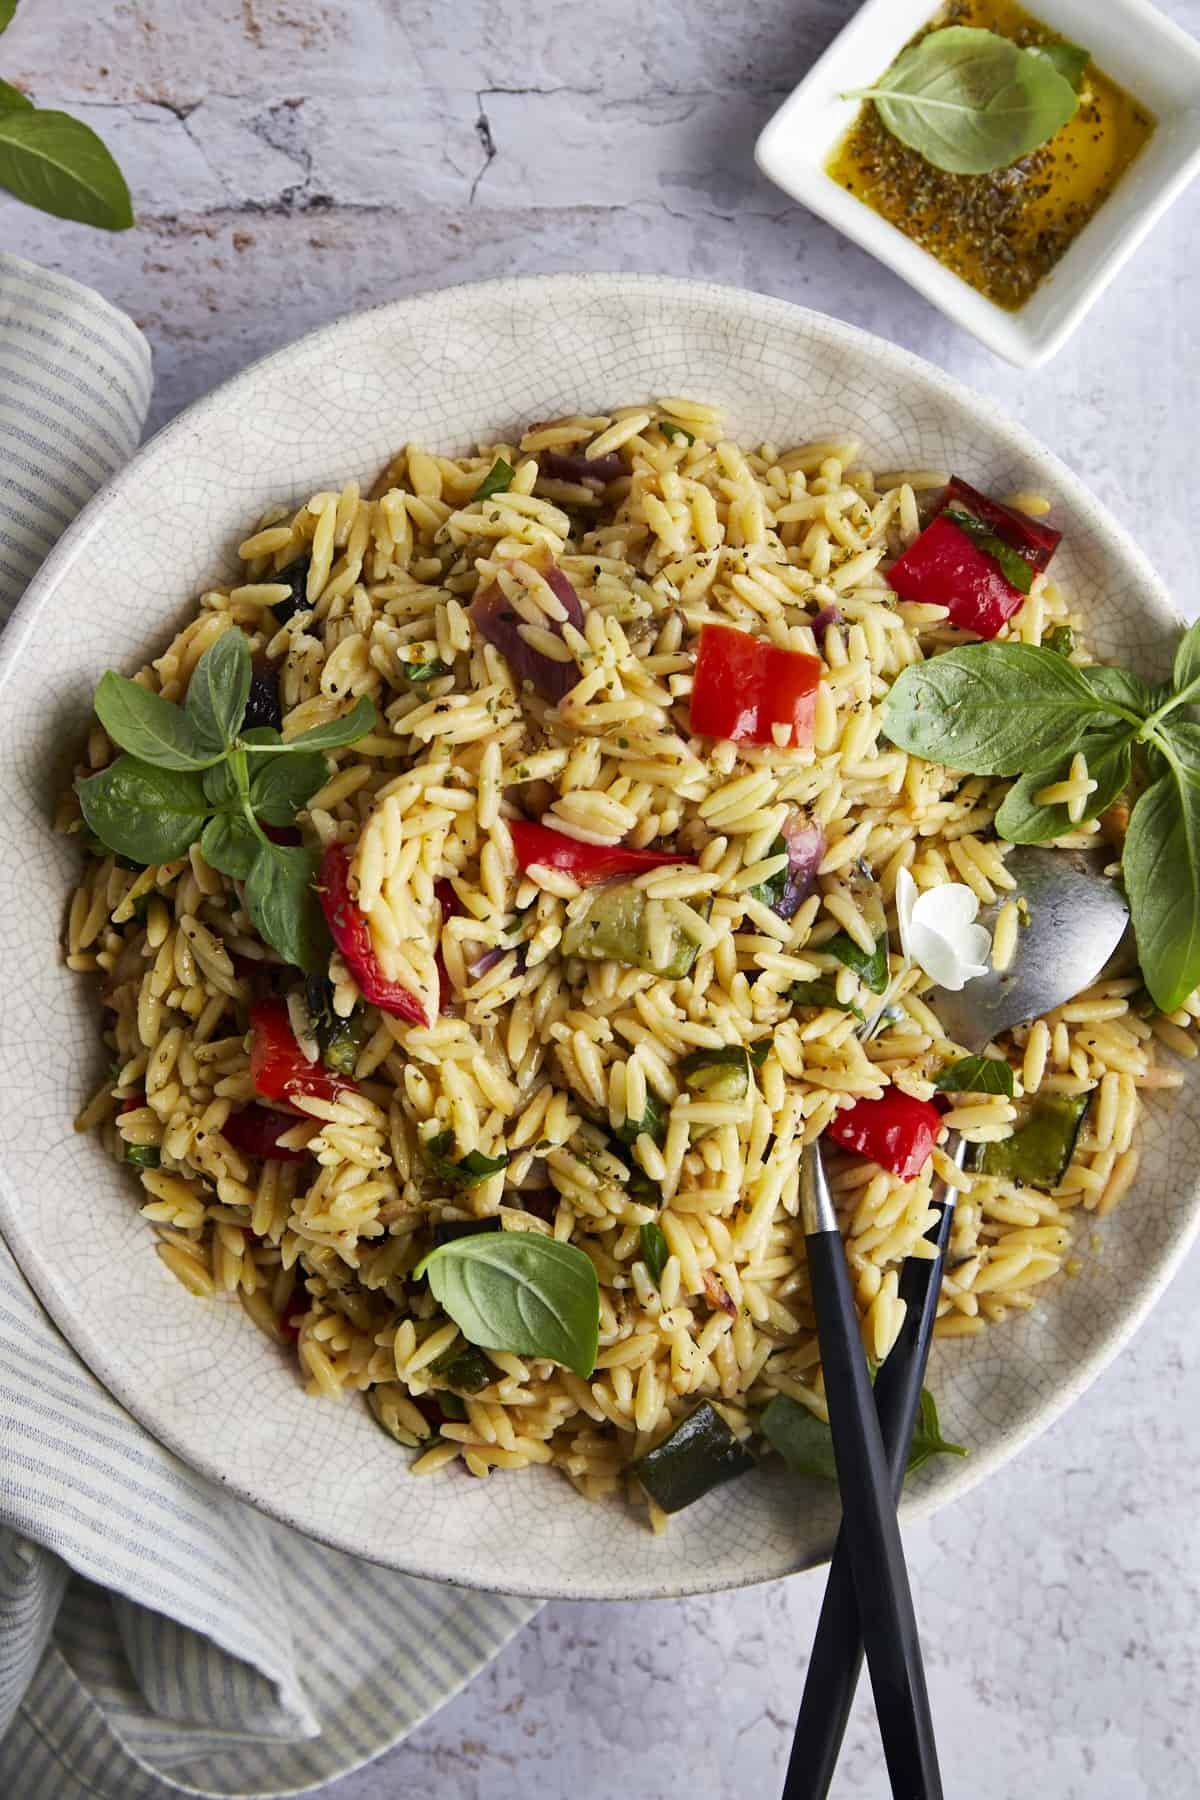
[994,727,1133,844]
[906,1386,967,1474]
[639,1221,669,1286]
[882,643,1112,776]
[659,420,695,446]
[414,1232,600,1378]
[1078,664,1155,719]
[76,757,209,864]
[273,697,377,754]
[759,1394,839,1481]
[249,751,328,824]
[1030,42,1090,93]
[0,79,30,111]
[183,628,251,753]
[422,1129,509,1190]
[750,836,789,911]
[761,1389,963,1482]
[200,813,260,881]
[748,1037,773,1067]
[397,657,450,686]
[242,842,331,973]
[1159,720,1200,776]
[1124,761,1200,1013]
[933,1054,1015,1097]
[0,107,133,229]
[1172,620,1200,702]
[614,1089,667,1151]
[846,26,1079,176]
[94,671,222,771]
[202,759,238,810]
[471,457,514,503]
[788,979,866,1021]
[124,1143,161,1169]
[827,930,890,995]
[945,510,1033,594]
[0,1,17,32]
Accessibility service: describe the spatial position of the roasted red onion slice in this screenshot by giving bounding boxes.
[772,816,825,921]
[810,605,844,634]
[538,450,626,489]
[469,563,585,704]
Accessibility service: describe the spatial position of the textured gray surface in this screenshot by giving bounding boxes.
[1,0,1198,1793]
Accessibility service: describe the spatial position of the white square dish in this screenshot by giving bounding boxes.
[755,0,1200,366]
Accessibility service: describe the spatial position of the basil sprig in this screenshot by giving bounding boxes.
[414,1231,600,1377]
[0,8,133,229]
[76,629,376,971]
[882,626,1200,1013]
[845,26,1082,176]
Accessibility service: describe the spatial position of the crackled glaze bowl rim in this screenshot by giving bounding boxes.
[1,274,1196,1601]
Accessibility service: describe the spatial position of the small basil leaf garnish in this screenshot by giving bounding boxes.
[827,931,890,995]
[423,1130,509,1190]
[639,1221,669,1286]
[471,457,515,503]
[414,1231,600,1377]
[933,1055,1015,1098]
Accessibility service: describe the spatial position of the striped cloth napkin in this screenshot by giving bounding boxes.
[0,252,538,1800]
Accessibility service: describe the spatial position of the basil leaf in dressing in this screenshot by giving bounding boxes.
[845,27,1081,177]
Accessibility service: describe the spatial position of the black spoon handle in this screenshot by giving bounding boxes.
[801,1220,943,1800]
[784,1157,959,1800]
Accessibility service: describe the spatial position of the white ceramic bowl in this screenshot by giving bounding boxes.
[756,0,1200,367]
[1,274,1195,1601]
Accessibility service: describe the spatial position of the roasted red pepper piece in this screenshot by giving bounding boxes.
[827,1090,941,1181]
[221,1101,310,1162]
[888,478,1062,639]
[248,998,350,1104]
[690,622,822,749]
[317,842,429,1025]
[944,477,1061,573]
[887,513,1025,640]
[509,819,695,888]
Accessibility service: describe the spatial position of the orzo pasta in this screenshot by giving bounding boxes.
[61,399,1195,1525]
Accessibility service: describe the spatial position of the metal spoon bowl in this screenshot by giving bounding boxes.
[929,845,1130,1053]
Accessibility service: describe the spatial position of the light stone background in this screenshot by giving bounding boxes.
[3,1,1199,1794]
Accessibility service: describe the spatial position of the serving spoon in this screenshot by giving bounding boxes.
[786,846,1131,1800]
